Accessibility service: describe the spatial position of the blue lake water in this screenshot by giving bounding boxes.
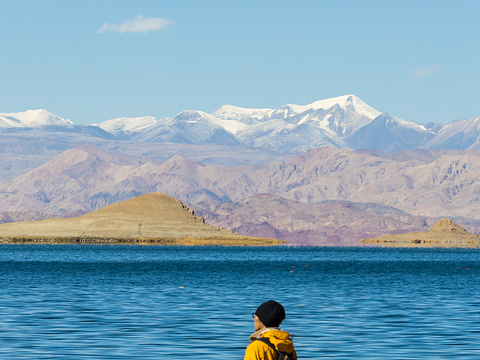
[0,245,479,359]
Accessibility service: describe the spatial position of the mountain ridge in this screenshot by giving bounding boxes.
[1,95,479,247]
[0,109,74,128]
[2,144,480,245]
[2,95,480,167]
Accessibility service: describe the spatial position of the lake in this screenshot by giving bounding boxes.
[0,245,479,359]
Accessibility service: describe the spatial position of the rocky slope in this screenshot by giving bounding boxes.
[192,194,437,246]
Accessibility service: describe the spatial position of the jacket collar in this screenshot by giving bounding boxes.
[249,327,281,342]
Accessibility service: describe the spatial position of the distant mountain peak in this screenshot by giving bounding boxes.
[212,95,381,121]
[7,95,480,156]
[212,105,273,121]
[0,109,73,128]
[96,116,158,134]
[305,94,381,118]
[162,154,204,169]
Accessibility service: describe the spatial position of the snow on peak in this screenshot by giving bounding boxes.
[299,95,381,119]
[174,110,247,134]
[212,104,273,121]
[0,109,73,128]
[96,116,158,134]
[212,95,382,124]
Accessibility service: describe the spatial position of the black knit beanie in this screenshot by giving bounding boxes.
[255,300,285,327]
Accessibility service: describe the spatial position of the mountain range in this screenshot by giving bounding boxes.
[1,95,480,174]
[1,95,480,246]
[1,143,480,245]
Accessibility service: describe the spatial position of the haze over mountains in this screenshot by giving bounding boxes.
[1,95,480,246]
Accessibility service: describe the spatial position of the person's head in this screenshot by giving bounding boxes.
[252,300,286,331]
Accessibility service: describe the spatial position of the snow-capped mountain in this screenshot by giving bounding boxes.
[225,95,383,150]
[0,109,73,128]
[5,95,480,157]
[264,95,381,134]
[422,115,480,150]
[95,94,386,152]
[345,113,436,152]
[95,116,158,138]
[213,94,381,138]
[211,105,273,123]
[131,110,240,145]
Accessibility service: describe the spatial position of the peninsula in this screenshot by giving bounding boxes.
[360,218,480,248]
[0,193,284,246]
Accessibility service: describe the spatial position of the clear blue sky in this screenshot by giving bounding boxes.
[1,0,479,125]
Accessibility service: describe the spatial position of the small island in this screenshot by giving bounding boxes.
[0,193,284,246]
[360,218,480,248]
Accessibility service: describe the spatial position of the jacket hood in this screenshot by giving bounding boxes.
[250,328,295,354]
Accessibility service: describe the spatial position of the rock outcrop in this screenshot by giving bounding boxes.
[360,218,480,248]
[430,218,469,233]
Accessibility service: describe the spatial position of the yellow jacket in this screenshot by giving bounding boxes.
[244,328,297,360]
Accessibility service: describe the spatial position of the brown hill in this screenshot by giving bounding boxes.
[430,218,469,233]
[0,193,283,246]
[360,218,480,248]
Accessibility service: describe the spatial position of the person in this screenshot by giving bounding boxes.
[244,300,297,360]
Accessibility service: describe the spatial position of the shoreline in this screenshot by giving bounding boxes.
[360,238,480,249]
[0,236,285,246]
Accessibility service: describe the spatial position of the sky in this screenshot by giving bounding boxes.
[1,0,479,125]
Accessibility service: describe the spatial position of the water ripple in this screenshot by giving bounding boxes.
[1,245,480,359]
